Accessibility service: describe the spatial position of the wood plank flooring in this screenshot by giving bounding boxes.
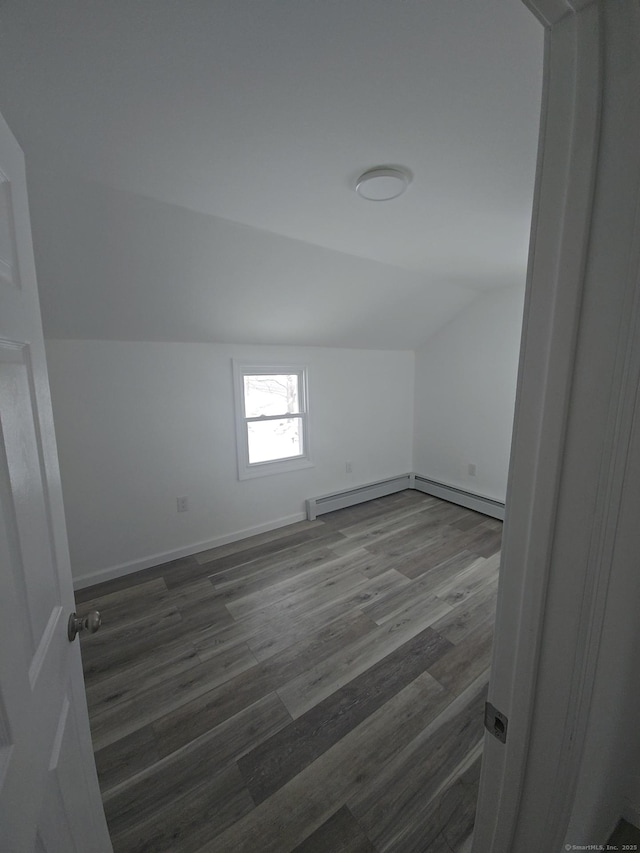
[77,490,501,853]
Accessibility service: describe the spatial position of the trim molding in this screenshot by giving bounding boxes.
[72,511,306,590]
[474,4,604,848]
[522,0,596,28]
[475,2,640,849]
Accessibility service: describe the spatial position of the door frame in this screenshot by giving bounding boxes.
[474,1,640,849]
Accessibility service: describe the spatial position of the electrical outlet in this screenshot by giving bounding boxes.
[468,463,477,477]
[345,462,353,474]
[176,496,188,512]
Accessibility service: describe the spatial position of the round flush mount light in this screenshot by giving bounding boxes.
[355,166,412,201]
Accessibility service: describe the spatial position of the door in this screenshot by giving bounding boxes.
[0,112,112,850]
[474,1,640,849]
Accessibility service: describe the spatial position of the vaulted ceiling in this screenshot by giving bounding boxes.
[0,0,543,347]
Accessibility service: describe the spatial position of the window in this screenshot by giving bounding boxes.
[233,362,312,479]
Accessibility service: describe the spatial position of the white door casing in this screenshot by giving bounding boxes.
[474,1,640,849]
[0,112,111,850]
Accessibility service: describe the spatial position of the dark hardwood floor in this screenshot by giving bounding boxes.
[76,490,501,853]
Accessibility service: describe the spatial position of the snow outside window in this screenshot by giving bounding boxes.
[232,362,312,479]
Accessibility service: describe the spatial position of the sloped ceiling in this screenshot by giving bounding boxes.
[0,0,543,347]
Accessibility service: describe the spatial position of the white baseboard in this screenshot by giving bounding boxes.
[72,511,307,590]
[305,474,412,520]
[413,475,505,520]
[75,474,505,590]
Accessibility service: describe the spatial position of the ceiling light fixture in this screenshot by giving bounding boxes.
[355,166,412,201]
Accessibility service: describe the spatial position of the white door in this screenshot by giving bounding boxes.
[0,113,112,851]
[474,2,640,850]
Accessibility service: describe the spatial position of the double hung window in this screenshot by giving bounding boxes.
[233,362,311,479]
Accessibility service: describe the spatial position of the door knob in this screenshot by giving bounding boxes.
[68,610,101,642]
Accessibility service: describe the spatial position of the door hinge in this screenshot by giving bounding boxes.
[485,701,508,744]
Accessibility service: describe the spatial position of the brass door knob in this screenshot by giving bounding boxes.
[68,610,101,642]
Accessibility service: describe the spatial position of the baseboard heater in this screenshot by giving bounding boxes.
[305,474,412,521]
[306,473,505,522]
[412,475,505,520]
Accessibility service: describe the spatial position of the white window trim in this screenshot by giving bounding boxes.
[232,360,313,480]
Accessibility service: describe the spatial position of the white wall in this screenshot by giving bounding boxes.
[45,340,414,586]
[413,285,524,503]
[46,288,525,587]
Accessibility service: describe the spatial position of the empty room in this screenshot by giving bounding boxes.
[2,1,640,852]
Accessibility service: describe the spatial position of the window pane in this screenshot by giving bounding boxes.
[243,374,300,417]
[247,417,303,464]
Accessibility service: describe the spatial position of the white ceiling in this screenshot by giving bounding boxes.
[0,0,543,347]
